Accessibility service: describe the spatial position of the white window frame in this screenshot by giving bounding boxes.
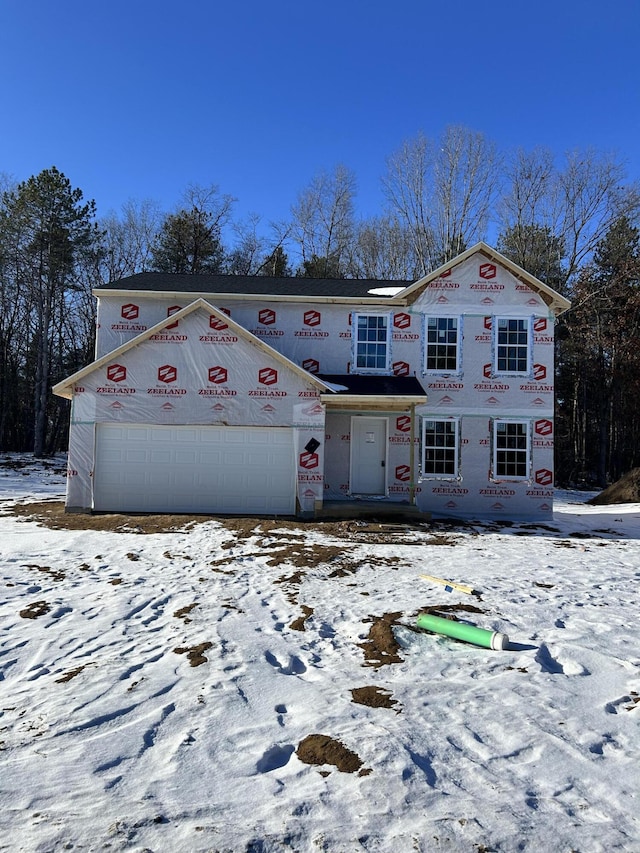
[424,316,462,375]
[492,419,531,481]
[420,417,460,480]
[492,316,532,376]
[352,312,392,374]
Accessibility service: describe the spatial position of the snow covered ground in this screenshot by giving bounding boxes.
[0,454,638,852]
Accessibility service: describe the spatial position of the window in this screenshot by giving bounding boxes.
[422,419,459,478]
[495,317,530,374]
[426,317,459,372]
[493,420,530,479]
[354,314,390,372]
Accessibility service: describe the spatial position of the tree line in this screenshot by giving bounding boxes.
[1,126,639,489]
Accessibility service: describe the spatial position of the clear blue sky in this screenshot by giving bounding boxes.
[1,0,638,232]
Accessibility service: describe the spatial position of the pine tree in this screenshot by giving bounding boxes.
[151,208,225,274]
[0,167,99,455]
[556,217,640,485]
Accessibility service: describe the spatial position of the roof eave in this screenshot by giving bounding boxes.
[320,394,428,410]
[92,288,406,306]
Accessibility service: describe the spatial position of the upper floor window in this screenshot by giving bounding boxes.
[425,317,459,373]
[354,313,391,372]
[422,418,459,479]
[493,420,530,480]
[495,318,530,374]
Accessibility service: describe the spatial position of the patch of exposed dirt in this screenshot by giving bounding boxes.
[358,612,404,667]
[275,569,306,604]
[55,664,89,683]
[173,642,213,667]
[209,557,235,573]
[351,686,400,712]
[174,603,198,623]
[22,563,65,582]
[296,734,367,774]
[625,692,639,711]
[19,601,51,619]
[6,502,439,546]
[8,501,213,533]
[266,544,343,568]
[589,468,640,505]
[290,605,314,632]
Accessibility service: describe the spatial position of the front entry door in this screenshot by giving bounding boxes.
[350,417,387,495]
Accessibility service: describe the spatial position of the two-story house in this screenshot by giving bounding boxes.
[53,242,570,520]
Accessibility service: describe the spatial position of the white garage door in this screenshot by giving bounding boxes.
[94,424,296,514]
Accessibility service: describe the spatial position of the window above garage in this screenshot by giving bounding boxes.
[353,313,392,373]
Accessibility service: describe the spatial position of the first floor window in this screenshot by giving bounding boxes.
[354,314,390,372]
[426,316,459,372]
[422,418,459,478]
[493,420,530,479]
[495,317,530,374]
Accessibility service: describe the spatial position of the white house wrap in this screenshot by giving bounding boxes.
[54,243,570,520]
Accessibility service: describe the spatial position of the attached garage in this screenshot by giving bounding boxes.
[93,424,297,514]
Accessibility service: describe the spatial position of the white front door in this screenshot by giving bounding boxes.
[350,417,387,495]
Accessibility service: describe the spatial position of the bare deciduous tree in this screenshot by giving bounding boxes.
[383,126,500,274]
[290,165,356,277]
[351,214,421,280]
[99,198,163,282]
[499,147,640,291]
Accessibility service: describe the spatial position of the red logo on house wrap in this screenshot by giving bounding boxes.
[439,268,452,278]
[535,419,553,436]
[158,364,177,383]
[302,358,319,374]
[208,366,228,384]
[299,451,319,469]
[259,367,278,386]
[107,364,126,382]
[121,303,139,320]
[304,310,321,327]
[396,415,411,433]
[479,263,497,279]
[484,316,492,330]
[535,468,553,486]
[533,364,547,381]
[210,315,229,331]
[534,318,548,332]
[395,464,411,482]
[394,312,411,329]
[484,363,492,378]
[259,308,276,325]
[302,402,323,416]
[166,305,181,329]
[393,361,410,376]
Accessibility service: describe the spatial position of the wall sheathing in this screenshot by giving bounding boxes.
[66,307,326,513]
[84,250,559,519]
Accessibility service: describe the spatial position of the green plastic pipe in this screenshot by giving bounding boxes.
[417,613,509,650]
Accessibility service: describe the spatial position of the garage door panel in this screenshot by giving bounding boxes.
[94,424,296,514]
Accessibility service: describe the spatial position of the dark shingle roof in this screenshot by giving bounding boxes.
[95,272,411,299]
[318,374,426,396]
